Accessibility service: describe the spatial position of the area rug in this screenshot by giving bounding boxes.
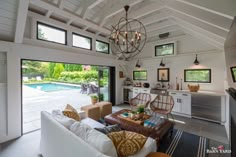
[159,129,209,157]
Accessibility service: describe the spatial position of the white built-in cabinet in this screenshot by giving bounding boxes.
[169,92,191,117]
[132,87,151,98]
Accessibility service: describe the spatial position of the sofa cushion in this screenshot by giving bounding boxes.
[107,131,147,157]
[63,104,81,121]
[70,122,92,141]
[95,124,121,134]
[51,110,76,129]
[86,129,118,157]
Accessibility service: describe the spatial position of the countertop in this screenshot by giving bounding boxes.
[168,89,226,96]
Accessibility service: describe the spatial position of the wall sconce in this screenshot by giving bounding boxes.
[135,60,141,68]
[159,58,165,67]
[194,54,199,65]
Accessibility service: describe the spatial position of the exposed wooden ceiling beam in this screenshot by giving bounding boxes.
[176,0,234,20]
[99,0,143,27]
[80,0,95,17]
[57,0,65,9]
[14,0,29,43]
[30,0,110,35]
[83,0,105,19]
[167,1,232,31]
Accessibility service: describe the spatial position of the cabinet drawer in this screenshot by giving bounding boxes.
[141,89,150,93]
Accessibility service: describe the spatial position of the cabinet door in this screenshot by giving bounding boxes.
[169,92,180,113]
[179,93,191,115]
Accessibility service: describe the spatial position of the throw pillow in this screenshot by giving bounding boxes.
[86,129,118,157]
[51,110,76,129]
[95,124,122,134]
[63,104,80,121]
[70,122,92,141]
[107,131,147,157]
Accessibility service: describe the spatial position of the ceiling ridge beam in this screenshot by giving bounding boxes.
[176,0,234,20]
[14,0,29,43]
[30,0,110,35]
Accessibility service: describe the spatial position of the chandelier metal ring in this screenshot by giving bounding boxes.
[109,5,147,60]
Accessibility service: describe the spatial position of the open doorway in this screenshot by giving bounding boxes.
[21,59,114,134]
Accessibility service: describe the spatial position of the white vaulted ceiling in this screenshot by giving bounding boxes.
[0,0,235,50]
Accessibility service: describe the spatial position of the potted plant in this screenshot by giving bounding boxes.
[99,93,104,102]
[136,104,145,113]
[90,95,98,105]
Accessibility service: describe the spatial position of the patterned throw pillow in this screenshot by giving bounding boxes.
[63,104,80,121]
[95,124,122,134]
[107,131,147,157]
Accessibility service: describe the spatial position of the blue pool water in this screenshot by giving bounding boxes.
[25,83,81,92]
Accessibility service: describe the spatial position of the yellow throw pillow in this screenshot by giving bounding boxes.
[63,104,80,121]
[107,131,147,157]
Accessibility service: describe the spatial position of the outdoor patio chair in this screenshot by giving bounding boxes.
[150,95,175,120]
[129,93,151,111]
[80,83,88,94]
[87,84,98,95]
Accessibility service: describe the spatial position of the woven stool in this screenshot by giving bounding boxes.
[81,105,100,121]
[95,101,112,118]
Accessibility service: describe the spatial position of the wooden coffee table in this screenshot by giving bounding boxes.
[146,152,171,157]
[104,109,174,147]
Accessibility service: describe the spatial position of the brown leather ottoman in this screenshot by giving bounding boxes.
[104,109,174,148]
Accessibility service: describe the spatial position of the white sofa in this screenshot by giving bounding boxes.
[40,111,156,157]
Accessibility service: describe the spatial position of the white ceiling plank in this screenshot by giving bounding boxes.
[14,0,29,43]
[30,0,110,35]
[78,0,94,16]
[169,10,228,39]
[0,8,16,19]
[83,0,105,19]
[145,20,175,33]
[147,33,186,43]
[171,17,224,49]
[176,0,235,20]
[99,0,143,27]
[147,25,181,38]
[167,1,232,31]
[0,1,17,13]
[107,1,165,27]
[171,16,225,44]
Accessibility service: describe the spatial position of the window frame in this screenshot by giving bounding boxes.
[133,70,147,80]
[184,69,211,83]
[230,66,236,83]
[72,32,92,50]
[96,40,110,54]
[155,42,175,57]
[36,21,67,45]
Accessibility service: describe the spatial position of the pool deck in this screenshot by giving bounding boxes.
[23,85,91,133]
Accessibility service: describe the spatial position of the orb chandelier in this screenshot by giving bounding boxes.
[109,5,147,61]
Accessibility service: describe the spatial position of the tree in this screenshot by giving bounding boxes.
[38,27,47,40]
[48,63,56,77]
[52,63,64,79]
[22,60,41,75]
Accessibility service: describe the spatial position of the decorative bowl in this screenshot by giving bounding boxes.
[188,84,200,92]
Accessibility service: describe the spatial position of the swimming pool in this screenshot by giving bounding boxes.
[25,83,81,92]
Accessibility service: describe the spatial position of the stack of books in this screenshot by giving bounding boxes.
[144,116,163,128]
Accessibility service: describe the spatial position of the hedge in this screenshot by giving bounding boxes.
[59,70,98,83]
